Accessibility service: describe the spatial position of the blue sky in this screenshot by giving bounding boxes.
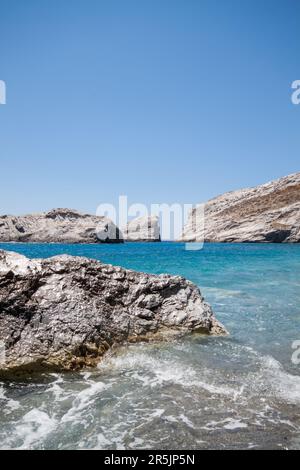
[0,0,299,215]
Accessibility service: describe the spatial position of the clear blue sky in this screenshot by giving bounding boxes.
[0,0,299,215]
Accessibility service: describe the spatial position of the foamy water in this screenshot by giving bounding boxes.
[0,242,300,449]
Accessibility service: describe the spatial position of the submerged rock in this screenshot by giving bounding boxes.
[180,173,300,243]
[123,216,161,242]
[0,250,226,374]
[0,208,123,244]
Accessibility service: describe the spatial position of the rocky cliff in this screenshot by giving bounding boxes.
[0,250,226,374]
[123,216,161,242]
[180,173,300,243]
[0,208,122,244]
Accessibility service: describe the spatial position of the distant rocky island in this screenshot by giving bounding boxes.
[0,209,161,244]
[180,173,300,243]
[0,250,226,375]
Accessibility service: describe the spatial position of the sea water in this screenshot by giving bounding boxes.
[0,242,299,450]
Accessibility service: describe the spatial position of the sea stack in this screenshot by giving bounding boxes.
[123,215,161,242]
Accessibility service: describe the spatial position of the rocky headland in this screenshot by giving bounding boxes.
[0,208,122,244]
[180,173,300,243]
[0,250,226,375]
[0,209,162,244]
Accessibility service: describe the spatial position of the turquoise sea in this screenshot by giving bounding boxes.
[0,242,300,450]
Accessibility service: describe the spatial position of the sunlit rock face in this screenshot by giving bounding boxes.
[180,173,300,243]
[123,216,161,242]
[0,250,226,374]
[0,208,123,243]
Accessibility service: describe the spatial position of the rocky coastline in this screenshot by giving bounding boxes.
[0,209,162,244]
[180,173,300,243]
[0,208,123,244]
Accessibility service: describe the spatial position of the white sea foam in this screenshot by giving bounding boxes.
[223,418,248,430]
[0,385,21,414]
[13,409,57,450]
[179,414,195,429]
[98,350,240,398]
[1,342,300,450]
[259,356,300,404]
[61,379,110,423]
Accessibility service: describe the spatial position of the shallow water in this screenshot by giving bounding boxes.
[0,242,300,450]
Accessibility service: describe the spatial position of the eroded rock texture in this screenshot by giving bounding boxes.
[0,250,226,374]
[123,216,161,242]
[180,173,300,243]
[0,208,122,244]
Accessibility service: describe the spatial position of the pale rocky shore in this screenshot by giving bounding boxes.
[0,250,226,375]
[123,215,161,242]
[180,173,300,243]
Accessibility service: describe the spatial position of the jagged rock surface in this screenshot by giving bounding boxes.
[180,173,300,243]
[0,250,226,374]
[123,216,161,242]
[0,208,122,244]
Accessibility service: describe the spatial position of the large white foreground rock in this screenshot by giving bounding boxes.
[0,250,226,374]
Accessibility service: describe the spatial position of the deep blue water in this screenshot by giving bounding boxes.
[0,242,300,449]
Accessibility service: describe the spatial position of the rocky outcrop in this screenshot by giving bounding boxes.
[123,216,161,242]
[0,208,123,244]
[180,173,300,243]
[0,250,226,374]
